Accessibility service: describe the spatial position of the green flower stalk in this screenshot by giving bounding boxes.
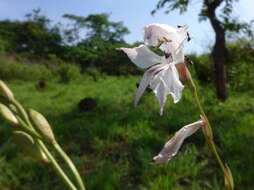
[0,80,86,190]
[13,130,50,163]
[186,69,234,190]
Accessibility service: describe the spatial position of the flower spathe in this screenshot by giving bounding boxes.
[119,23,188,114]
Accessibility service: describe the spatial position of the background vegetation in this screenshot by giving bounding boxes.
[0,8,253,190]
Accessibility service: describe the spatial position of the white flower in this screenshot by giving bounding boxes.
[119,23,189,114]
[153,118,205,164]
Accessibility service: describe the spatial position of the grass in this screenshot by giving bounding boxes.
[0,74,254,190]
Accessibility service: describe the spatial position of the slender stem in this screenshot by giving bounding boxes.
[191,82,233,190]
[9,97,82,189]
[16,116,42,139]
[38,140,77,190]
[53,142,86,190]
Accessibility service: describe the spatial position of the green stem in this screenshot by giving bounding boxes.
[11,99,32,126]
[38,140,77,190]
[191,83,233,190]
[9,97,82,189]
[16,116,43,140]
[53,142,86,190]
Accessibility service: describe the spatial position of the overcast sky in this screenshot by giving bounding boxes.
[0,0,253,54]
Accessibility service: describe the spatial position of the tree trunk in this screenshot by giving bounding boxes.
[207,1,228,100]
[211,30,227,100]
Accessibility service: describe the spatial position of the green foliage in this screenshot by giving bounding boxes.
[63,13,129,43]
[188,39,254,93]
[0,55,53,81]
[226,39,254,91]
[189,54,213,84]
[0,11,138,75]
[56,63,82,83]
[0,9,63,58]
[0,53,84,83]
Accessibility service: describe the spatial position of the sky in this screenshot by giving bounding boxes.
[0,0,253,54]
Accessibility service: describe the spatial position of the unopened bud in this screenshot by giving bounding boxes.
[0,103,18,125]
[13,131,50,163]
[0,80,14,101]
[29,109,55,143]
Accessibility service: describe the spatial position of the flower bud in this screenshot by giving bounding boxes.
[13,130,50,163]
[0,103,18,125]
[29,109,55,143]
[0,80,14,101]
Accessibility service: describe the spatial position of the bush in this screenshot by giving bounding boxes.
[0,54,53,81]
[189,54,213,84]
[226,40,254,92]
[56,63,81,83]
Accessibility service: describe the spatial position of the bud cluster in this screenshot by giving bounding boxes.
[0,80,85,190]
[0,80,55,162]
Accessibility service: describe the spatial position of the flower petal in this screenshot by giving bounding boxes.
[134,63,168,106]
[119,45,163,69]
[153,119,204,164]
[144,23,177,47]
[149,69,169,115]
[144,24,188,64]
[164,64,184,103]
[149,64,184,114]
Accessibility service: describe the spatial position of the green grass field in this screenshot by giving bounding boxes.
[0,74,254,190]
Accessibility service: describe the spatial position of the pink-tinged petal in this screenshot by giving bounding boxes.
[119,45,163,69]
[134,63,168,106]
[144,24,177,47]
[153,119,204,164]
[144,24,188,64]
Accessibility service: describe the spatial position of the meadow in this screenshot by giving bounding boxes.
[0,56,253,190]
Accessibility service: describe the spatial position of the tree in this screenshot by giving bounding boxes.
[0,9,63,58]
[62,13,129,44]
[62,13,132,73]
[152,0,251,100]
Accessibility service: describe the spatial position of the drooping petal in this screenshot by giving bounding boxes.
[149,64,184,114]
[134,63,168,106]
[153,119,204,164]
[149,73,168,115]
[164,64,184,103]
[119,45,164,69]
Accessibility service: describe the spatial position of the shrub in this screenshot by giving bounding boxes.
[0,54,53,81]
[56,63,81,83]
